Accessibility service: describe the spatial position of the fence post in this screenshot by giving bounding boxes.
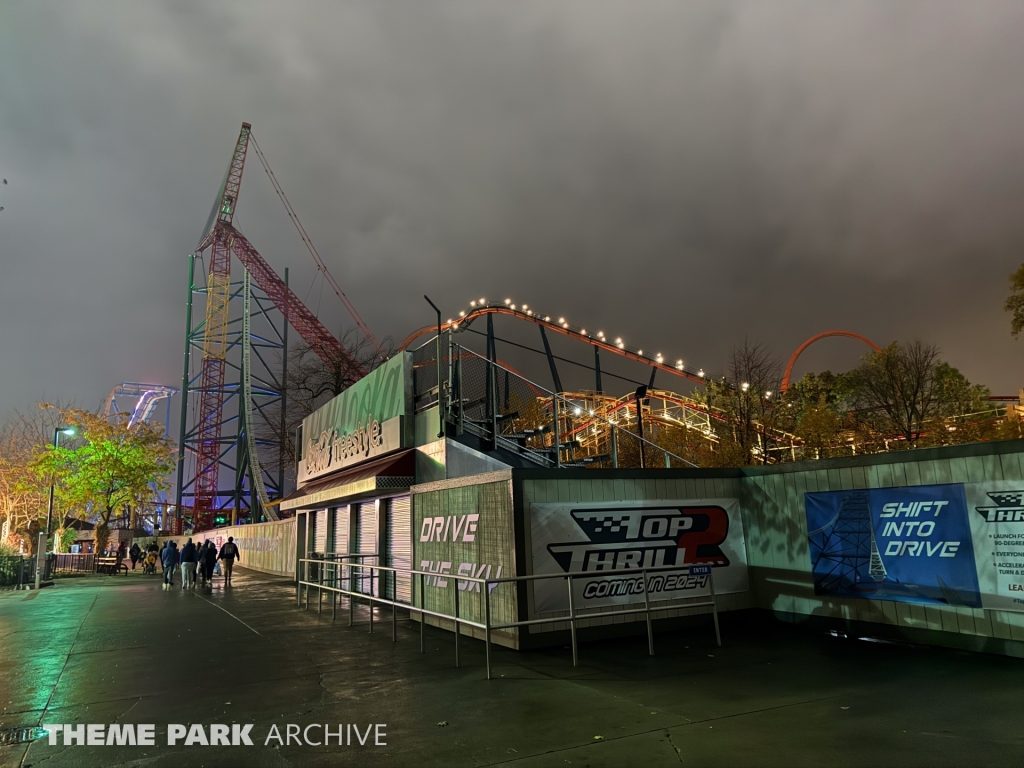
[485,582,492,680]
[454,582,460,668]
[709,566,721,647]
[456,349,464,436]
[392,574,398,643]
[610,427,618,469]
[490,362,498,450]
[369,567,374,634]
[419,572,426,654]
[332,563,337,622]
[349,563,354,627]
[552,396,561,468]
[642,568,654,656]
[318,560,324,615]
[567,575,578,667]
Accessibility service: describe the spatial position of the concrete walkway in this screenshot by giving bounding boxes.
[0,568,1020,767]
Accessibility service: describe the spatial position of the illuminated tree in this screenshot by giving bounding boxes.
[31,409,174,555]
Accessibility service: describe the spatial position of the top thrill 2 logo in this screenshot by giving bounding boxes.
[547,506,731,573]
[975,491,1024,523]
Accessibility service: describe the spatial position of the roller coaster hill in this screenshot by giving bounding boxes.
[171,122,1017,535]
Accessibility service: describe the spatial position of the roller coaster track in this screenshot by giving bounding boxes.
[401,302,709,386]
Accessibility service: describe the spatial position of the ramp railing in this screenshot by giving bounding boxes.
[298,555,721,680]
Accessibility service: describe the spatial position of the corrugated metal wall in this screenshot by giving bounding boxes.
[354,502,378,595]
[741,449,1024,646]
[516,444,1024,650]
[313,509,328,553]
[388,496,412,603]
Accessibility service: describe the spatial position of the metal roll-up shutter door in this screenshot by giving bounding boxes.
[355,503,378,595]
[314,509,328,553]
[333,506,350,590]
[387,496,412,603]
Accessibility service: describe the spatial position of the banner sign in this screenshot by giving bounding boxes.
[529,499,748,614]
[805,481,1024,612]
[965,481,1024,612]
[298,353,412,485]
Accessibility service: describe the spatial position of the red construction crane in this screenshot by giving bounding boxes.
[191,123,369,529]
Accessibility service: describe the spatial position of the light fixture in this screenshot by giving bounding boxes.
[480,298,486,304]
[698,369,704,377]
[459,310,466,317]
[544,316,551,322]
[676,360,684,369]
[558,318,565,324]
[504,298,511,305]
[615,337,622,344]
[510,304,516,310]
[470,300,477,307]
[638,349,643,355]
[580,328,586,334]
[741,382,749,391]
[522,304,529,310]
[574,407,582,416]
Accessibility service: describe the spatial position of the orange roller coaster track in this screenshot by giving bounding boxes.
[780,330,881,393]
[401,303,709,386]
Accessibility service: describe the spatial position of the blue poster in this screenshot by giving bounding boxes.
[805,484,980,607]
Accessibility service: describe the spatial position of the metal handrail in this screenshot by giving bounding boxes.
[297,556,721,680]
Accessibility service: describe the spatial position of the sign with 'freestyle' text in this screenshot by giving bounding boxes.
[297,353,412,485]
[805,481,1024,611]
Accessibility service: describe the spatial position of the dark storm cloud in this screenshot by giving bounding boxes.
[2,0,1024,421]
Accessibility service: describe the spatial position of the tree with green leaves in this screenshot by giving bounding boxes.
[31,408,174,555]
[1005,263,1024,337]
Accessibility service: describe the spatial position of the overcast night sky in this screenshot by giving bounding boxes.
[2,1,1024,423]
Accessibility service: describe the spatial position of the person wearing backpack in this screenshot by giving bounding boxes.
[218,537,241,586]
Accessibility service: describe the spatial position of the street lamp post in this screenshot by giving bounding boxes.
[35,425,75,590]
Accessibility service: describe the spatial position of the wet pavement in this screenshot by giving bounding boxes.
[0,568,1021,767]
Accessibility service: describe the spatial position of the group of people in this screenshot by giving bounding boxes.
[157,536,241,590]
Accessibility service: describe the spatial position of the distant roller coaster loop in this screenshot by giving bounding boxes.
[780,331,881,393]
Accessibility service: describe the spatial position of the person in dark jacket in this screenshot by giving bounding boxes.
[180,538,198,590]
[160,541,178,590]
[218,537,241,586]
[129,543,141,570]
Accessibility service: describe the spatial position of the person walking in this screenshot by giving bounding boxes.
[180,538,198,589]
[160,540,178,589]
[204,540,218,586]
[129,542,141,571]
[197,540,211,587]
[218,537,241,586]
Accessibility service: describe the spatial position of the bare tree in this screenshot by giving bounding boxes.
[850,341,942,446]
[254,329,397,487]
[703,340,782,465]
